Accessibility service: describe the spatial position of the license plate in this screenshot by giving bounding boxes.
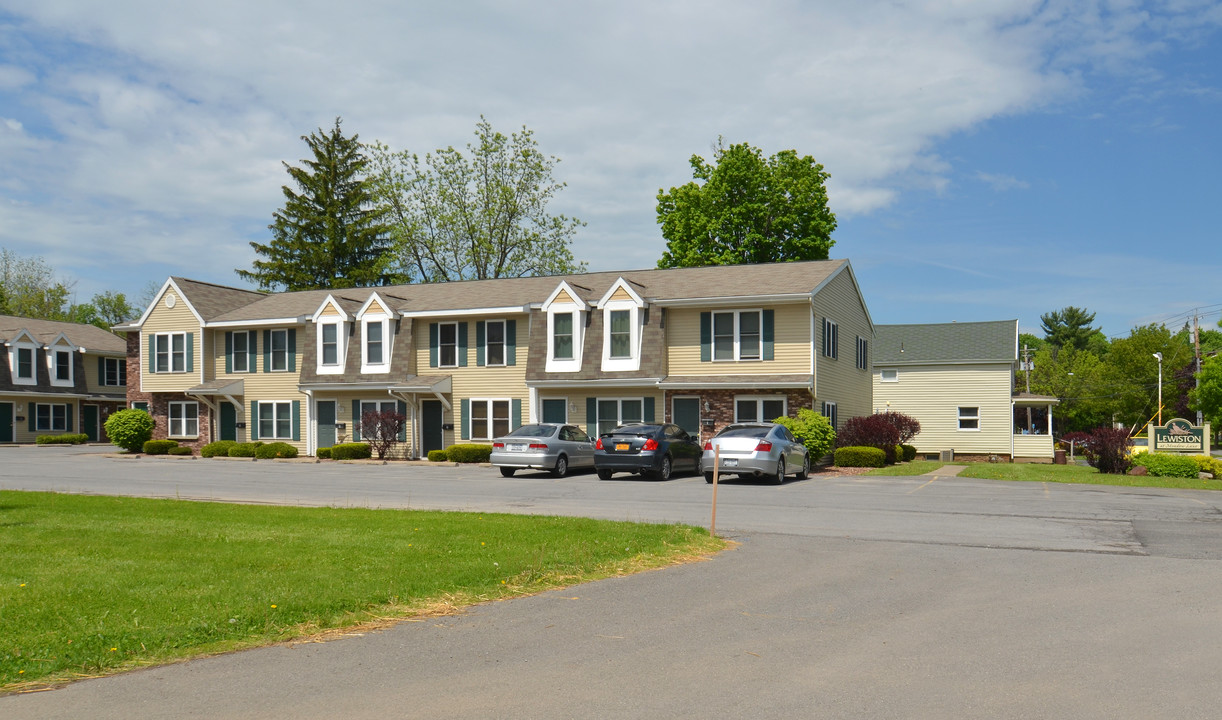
[723,459,738,467]
[509,444,526,452]
[615,443,630,451]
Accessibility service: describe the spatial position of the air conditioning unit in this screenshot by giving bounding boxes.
[939,449,954,462]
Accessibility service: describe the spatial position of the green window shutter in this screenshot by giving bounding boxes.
[586,397,597,438]
[148,335,155,374]
[458,323,468,367]
[762,309,775,361]
[506,319,517,366]
[185,333,194,373]
[460,398,470,440]
[225,332,233,374]
[476,321,485,366]
[352,400,362,441]
[247,332,258,373]
[511,398,522,430]
[429,323,438,368]
[263,330,271,373]
[250,401,259,441]
[292,400,300,442]
[643,397,655,423]
[28,406,36,432]
[287,329,297,372]
[97,356,105,384]
[700,312,712,362]
[397,400,407,441]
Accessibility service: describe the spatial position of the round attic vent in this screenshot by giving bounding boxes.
[165,293,177,309]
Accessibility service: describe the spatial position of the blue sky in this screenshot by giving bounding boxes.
[1,1,1220,337]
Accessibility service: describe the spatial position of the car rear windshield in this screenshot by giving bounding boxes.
[506,425,556,438]
[604,424,660,437]
[716,426,770,438]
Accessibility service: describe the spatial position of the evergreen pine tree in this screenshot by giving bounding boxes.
[239,118,392,291]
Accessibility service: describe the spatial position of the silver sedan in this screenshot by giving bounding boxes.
[702,422,809,484]
[491,424,595,478]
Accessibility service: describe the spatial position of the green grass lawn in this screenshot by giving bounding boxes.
[865,461,1222,491]
[0,491,723,690]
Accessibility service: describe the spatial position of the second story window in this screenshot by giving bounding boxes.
[712,310,762,361]
[155,332,187,373]
[608,310,631,359]
[102,357,126,386]
[553,313,574,360]
[822,318,839,359]
[439,322,457,367]
[16,346,34,381]
[856,336,868,370]
[270,329,289,371]
[486,320,505,366]
[321,323,339,365]
[365,322,383,365]
[232,331,250,372]
[54,350,72,382]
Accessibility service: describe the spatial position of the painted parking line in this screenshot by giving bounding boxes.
[908,478,937,494]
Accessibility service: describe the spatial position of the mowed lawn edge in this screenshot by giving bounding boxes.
[865,460,1222,490]
[1,491,725,691]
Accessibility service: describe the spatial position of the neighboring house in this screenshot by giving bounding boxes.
[872,320,1057,462]
[0,315,128,443]
[116,259,874,457]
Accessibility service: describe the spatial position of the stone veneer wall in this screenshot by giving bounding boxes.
[125,332,213,451]
[664,389,814,444]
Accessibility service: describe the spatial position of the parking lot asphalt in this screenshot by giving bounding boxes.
[4,446,1222,719]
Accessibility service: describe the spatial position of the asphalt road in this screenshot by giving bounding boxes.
[4,446,1222,719]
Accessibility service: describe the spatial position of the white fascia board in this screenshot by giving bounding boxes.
[542,281,590,310]
[526,377,663,389]
[876,359,1017,367]
[298,381,398,392]
[311,295,351,323]
[595,277,645,309]
[811,261,875,334]
[658,378,813,389]
[652,293,812,308]
[398,306,529,319]
[132,278,205,328]
[206,317,304,328]
[48,332,77,350]
[356,292,395,319]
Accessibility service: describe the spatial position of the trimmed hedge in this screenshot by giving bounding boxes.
[331,443,372,460]
[142,439,179,455]
[900,444,917,462]
[104,409,154,453]
[36,433,89,445]
[427,449,448,462]
[834,446,886,468]
[201,440,237,458]
[444,444,493,463]
[317,447,332,459]
[255,442,298,459]
[1132,452,1201,479]
[168,446,194,456]
[227,442,260,458]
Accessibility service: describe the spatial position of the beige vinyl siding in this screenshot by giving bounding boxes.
[872,363,1013,456]
[326,392,413,458]
[812,268,873,428]
[10,396,77,443]
[85,354,124,395]
[553,288,577,305]
[140,300,203,393]
[1013,433,1054,459]
[320,304,342,318]
[366,298,389,315]
[666,304,811,376]
[208,328,301,380]
[609,286,632,302]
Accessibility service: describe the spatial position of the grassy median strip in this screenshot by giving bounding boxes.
[865,461,1222,490]
[1,491,723,690]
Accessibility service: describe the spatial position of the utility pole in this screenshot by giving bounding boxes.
[1195,311,1203,426]
[1020,344,1033,432]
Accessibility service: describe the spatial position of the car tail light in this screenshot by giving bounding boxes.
[703,441,712,450]
[642,438,659,451]
[595,438,604,450]
[529,443,548,450]
[754,441,773,452]
[492,442,504,449]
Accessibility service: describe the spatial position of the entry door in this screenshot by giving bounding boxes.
[673,397,700,437]
[316,401,337,449]
[421,400,444,454]
[541,398,567,423]
[220,402,237,441]
[82,405,100,442]
[0,403,12,443]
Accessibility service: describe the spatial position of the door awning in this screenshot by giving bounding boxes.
[185,379,245,412]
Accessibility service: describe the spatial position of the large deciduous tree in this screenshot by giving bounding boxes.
[239,118,392,291]
[1190,354,1222,429]
[1,248,71,319]
[368,117,585,283]
[656,139,836,269]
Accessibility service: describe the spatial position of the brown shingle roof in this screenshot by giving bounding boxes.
[0,314,126,354]
[170,278,267,321]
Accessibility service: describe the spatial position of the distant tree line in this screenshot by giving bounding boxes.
[1,247,137,330]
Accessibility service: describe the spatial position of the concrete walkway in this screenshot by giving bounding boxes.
[925,463,968,476]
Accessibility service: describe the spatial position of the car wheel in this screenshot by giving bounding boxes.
[773,456,786,485]
[654,455,672,481]
[704,472,715,484]
[796,453,810,480]
[499,467,515,478]
[552,454,569,478]
[694,454,703,477]
[597,469,614,480]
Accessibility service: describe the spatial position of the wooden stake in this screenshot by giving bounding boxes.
[710,445,719,536]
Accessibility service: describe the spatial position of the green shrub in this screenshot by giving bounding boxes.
[168,446,194,456]
[200,440,237,458]
[834,446,886,468]
[444,444,493,463]
[227,443,259,458]
[317,447,332,459]
[255,442,298,459]
[36,433,89,445]
[772,408,836,459]
[1191,455,1222,477]
[1132,452,1203,478]
[331,443,372,460]
[900,444,917,462]
[142,439,179,455]
[104,409,154,453]
[427,449,449,462]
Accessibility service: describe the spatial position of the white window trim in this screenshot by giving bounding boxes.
[259,400,294,440]
[437,321,459,369]
[880,368,898,383]
[230,330,252,374]
[49,346,74,387]
[468,398,512,441]
[822,318,839,359]
[712,309,764,362]
[821,401,838,429]
[601,303,641,372]
[168,401,199,438]
[546,307,584,372]
[267,328,291,373]
[958,406,980,432]
[10,342,38,386]
[484,319,508,367]
[361,316,391,373]
[153,332,188,374]
[595,397,646,435]
[316,320,346,375]
[34,403,69,432]
[733,395,787,423]
[102,357,126,387]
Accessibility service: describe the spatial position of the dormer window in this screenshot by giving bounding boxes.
[552,314,574,360]
[311,296,351,375]
[50,348,73,386]
[366,322,383,364]
[12,342,36,385]
[596,277,645,372]
[357,294,393,374]
[609,311,630,358]
[543,281,587,373]
[321,323,339,365]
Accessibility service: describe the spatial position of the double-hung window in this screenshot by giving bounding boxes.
[102,357,126,386]
[958,407,980,431]
[16,347,34,381]
[712,310,762,361]
[365,322,383,365]
[608,310,631,359]
[232,331,250,372]
[438,322,458,367]
[822,319,839,359]
[168,401,198,438]
[155,332,187,373]
[856,336,868,370]
[321,323,339,365]
[485,320,505,366]
[735,396,786,423]
[552,314,574,360]
[470,399,510,440]
[259,401,293,440]
[597,398,643,436]
[53,350,72,383]
[269,329,289,371]
[35,403,68,432]
[821,401,838,429]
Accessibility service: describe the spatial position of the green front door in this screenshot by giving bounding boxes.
[421,400,444,454]
[0,403,13,443]
[316,401,337,449]
[82,405,99,442]
[673,398,700,437]
[541,398,567,423]
[220,402,237,441]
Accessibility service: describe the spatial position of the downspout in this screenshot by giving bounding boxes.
[1010,399,1015,461]
[301,388,314,457]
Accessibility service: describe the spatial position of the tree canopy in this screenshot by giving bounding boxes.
[1040,306,1103,352]
[238,118,392,291]
[368,117,585,283]
[1,247,135,330]
[656,139,836,268]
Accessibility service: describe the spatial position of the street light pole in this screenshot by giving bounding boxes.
[1153,352,1163,426]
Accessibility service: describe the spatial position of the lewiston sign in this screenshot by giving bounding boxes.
[1151,418,1209,454]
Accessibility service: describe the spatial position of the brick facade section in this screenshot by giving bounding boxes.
[664,388,814,444]
[125,332,213,451]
